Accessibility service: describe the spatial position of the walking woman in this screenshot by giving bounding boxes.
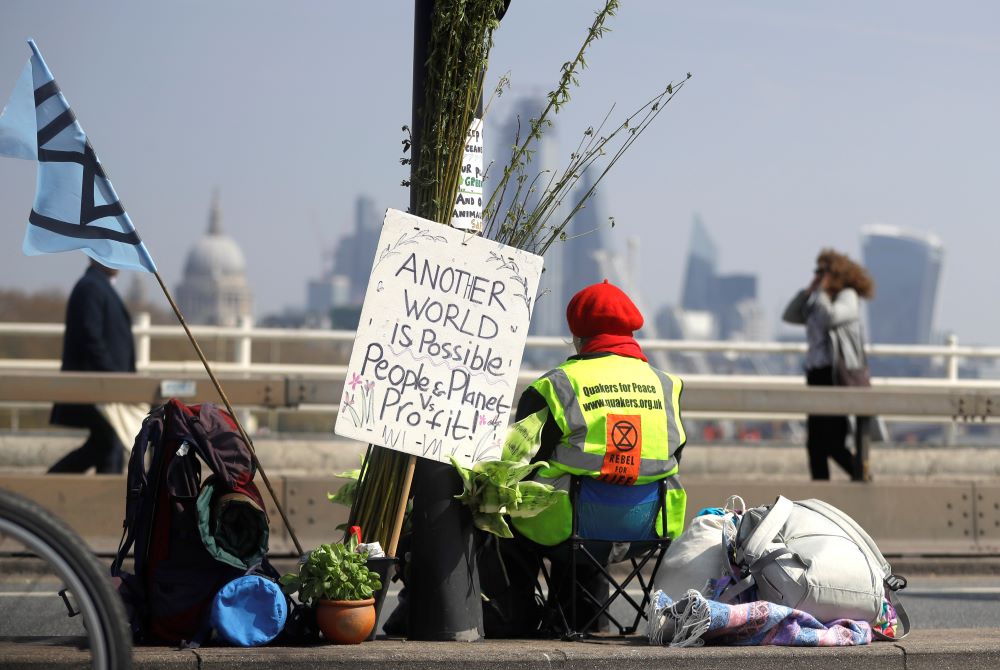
[782,249,875,480]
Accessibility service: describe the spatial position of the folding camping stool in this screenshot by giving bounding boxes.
[536,476,671,640]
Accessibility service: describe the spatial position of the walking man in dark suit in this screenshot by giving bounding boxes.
[48,259,135,473]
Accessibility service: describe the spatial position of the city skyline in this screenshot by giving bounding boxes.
[1,2,997,342]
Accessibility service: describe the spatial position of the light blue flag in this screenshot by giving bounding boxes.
[0,39,157,273]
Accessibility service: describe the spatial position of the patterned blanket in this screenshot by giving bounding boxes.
[647,589,873,647]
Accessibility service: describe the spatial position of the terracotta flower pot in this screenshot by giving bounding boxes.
[316,597,376,644]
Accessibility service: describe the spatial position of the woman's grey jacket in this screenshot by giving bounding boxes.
[782,287,867,381]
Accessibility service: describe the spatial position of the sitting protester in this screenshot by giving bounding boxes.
[481,279,688,636]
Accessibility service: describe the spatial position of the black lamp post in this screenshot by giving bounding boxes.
[405,0,510,642]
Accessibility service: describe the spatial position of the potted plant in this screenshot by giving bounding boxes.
[279,537,383,644]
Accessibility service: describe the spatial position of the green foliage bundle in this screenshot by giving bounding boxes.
[450,456,567,538]
[344,445,411,550]
[279,537,383,605]
[406,0,509,225]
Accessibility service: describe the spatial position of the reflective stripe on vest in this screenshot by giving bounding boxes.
[530,357,685,481]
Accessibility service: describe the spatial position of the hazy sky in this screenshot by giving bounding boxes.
[1,2,998,343]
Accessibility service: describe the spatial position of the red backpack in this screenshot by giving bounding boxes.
[111,399,272,644]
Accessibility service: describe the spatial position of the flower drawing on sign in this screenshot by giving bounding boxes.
[342,378,377,429]
[362,380,376,425]
[348,372,363,391]
[470,426,503,464]
[486,251,532,317]
[342,392,361,428]
[373,228,448,271]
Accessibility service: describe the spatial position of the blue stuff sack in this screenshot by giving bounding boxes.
[210,575,288,646]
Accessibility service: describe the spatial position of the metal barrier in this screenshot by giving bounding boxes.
[1,370,996,414]
[1,369,998,481]
[3,315,1000,380]
[2,316,1000,467]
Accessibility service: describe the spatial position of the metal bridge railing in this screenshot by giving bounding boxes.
[2,315,999,445]
[2,314,1000,381]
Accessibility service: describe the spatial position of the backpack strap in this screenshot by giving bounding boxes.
[111,410,162,576]
[736,495,794,565]
[718,546,793,604]
[111,473,145,577]
[720,496,795,605]
[874,575,911,640]
[110,524,130,577]
[747,546,795,573]
[717,575,754,604]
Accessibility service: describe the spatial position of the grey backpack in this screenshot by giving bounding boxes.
[720,496,909,638]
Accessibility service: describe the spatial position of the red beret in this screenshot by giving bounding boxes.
[565,279,644,337]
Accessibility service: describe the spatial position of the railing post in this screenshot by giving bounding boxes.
[946,334,959,381]
[235,315,256,435]
[853,417,871,482]
[135,311,151,371]
[236,315,253,372]
[945,333,959,446]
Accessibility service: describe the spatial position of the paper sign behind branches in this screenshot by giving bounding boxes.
[335,209,543,466]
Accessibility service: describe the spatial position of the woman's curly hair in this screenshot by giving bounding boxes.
[817,248,874,299]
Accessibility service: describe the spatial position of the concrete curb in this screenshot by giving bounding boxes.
[3,629,1000,669]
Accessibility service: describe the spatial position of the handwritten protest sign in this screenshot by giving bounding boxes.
[334,208,543,466]
[450,118,483,233]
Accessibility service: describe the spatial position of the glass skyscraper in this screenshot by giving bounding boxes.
[680,214,718,311]
[861,224,943,345]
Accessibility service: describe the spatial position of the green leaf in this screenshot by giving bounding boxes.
[284,539,385,604]
[473,512,513,538]
[502,460,547,485]
[327,478,359,507]
[508,482,568,517]
[450,455,474,493]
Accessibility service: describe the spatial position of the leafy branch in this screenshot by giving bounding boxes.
[480,0,690,257]
[409,0,509,225]
[450,456,567,538]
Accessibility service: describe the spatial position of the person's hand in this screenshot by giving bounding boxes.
[820,272,832,294]
[808,274,822,292]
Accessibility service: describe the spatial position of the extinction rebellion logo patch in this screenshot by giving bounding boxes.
[598,413,642,485]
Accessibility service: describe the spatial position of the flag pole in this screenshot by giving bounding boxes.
[151,270,304,556]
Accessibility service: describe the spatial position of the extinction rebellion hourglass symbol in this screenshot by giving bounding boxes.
[600,414,642,485]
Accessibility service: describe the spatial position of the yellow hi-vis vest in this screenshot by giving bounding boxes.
[510,355,687,546]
